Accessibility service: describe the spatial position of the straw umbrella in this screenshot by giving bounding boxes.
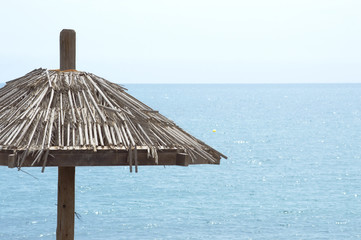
[0,29,226,240]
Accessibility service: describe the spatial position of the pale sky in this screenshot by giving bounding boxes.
[0,0,360,84]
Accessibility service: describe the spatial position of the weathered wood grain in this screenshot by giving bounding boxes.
[60,29,76,71]
[0,149,220,167]
[56,167,75,240]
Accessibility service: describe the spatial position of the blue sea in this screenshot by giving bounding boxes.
[1,84,361,239]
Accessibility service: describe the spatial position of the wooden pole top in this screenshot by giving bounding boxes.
[60,29,76,71]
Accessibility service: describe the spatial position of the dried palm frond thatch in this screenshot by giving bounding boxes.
[0,69,226,169]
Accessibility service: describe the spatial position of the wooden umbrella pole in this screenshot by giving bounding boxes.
[57,166,75,240]
[60,29,76,71]
[57,29,76,240]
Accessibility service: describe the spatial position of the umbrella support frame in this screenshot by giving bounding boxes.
[56,167,75,240]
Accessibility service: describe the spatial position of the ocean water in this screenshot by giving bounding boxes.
[1,84,361,239]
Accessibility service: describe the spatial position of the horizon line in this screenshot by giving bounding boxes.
[1,82,361,85]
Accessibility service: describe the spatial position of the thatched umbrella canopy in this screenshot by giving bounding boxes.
[0,68,225,169]
[0,29,226,240]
